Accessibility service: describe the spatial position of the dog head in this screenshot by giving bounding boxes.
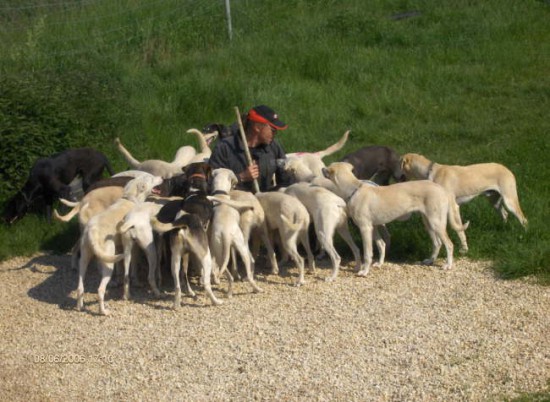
[203,123,232,141]
[123,174,163,203]
[279,156,314,183]
[2,177,44,224]
[211,168,238,193]
[182,161,212,195]
[400,153,430,180]
[322,162,356,184]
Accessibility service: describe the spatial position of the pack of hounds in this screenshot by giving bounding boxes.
[3,126,528,315]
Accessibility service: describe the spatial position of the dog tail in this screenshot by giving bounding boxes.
[88,226,124,264]
[280,214,304,232]
[314,130,350,159]
[104,158,115,177]
[447,196,470,232]
[150,214,192,233]
[207,196,255,212]
[114,137,142,169]
[53,200,81,222]
[187,128,218,154]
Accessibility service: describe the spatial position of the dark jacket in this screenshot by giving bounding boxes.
[209,130,288,192]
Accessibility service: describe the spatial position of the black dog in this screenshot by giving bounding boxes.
[3,148,114,224]
[155,161,214,282]
[202,123,234,140]
[340,145,406,185]
[156,162,213,227]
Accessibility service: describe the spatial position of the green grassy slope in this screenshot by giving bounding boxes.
[0,0,548,281]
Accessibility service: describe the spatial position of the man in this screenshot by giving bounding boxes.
[208,105,289,192]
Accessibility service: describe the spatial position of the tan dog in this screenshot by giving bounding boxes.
[401,153,527,251]
[76,174,163,315]
[323,162,468,274]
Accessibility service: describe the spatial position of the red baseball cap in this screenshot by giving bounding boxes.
[247,105,288,131]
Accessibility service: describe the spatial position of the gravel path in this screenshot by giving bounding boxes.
[0,253,548,401]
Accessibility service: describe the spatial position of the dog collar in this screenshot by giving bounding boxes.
[189,173,206,180]
[212,190,228,196]
[346,186,361,203]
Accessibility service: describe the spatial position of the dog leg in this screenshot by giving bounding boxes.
[438,229,454,270]
[357,223,374,276]
[260,225,279,275]
[224,268,234,298]
[199,251,222,306]
[143,241,160,297]
[336,222,362,273]
[299,228,316,274]
[121,234,134,301]
[76,243,92,312]
[281,230,306,286]
[181,252,196,298]
[420,217,438,266]
[170,237,183,309]
[319,230,342,282]
[372,227,386,268]
[234,236,262,293]
[97,262,115,316]
[229,248,241,281]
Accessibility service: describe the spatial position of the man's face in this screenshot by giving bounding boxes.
[256,122,277,145]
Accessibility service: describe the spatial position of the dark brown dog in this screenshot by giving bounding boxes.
[340,145,405,185]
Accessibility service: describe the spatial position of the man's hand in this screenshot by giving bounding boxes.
[239,161,259,182]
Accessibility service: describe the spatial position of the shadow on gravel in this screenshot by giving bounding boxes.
[21,254,79,310]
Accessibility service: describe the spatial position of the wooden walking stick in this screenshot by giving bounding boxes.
[234,106,260,193]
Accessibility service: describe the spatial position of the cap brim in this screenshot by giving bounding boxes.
[268,119,288,130]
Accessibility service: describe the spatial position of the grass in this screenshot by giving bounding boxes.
[0,0,549,283]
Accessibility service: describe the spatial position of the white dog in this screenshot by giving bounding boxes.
[284,182,362,281]
[76,174,163,315]
[114,129,217,179]
[255,191,315,286]
[285,130,349,177]
[207,168,263,296]
[323,162,468,274]
[401,152,527,251]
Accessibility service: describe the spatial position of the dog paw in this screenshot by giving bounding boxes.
[100,309,111,316]
[459,247,469,254]
[356,269,370,277]
[325,276,336,283]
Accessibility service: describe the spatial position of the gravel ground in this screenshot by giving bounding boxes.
[0,253,548,401]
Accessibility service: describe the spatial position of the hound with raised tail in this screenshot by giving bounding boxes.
[285,130,349,177]
[323,162,468,275]
[254,191,315,286]
[114,129,217,178]
[76,174,163,315]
